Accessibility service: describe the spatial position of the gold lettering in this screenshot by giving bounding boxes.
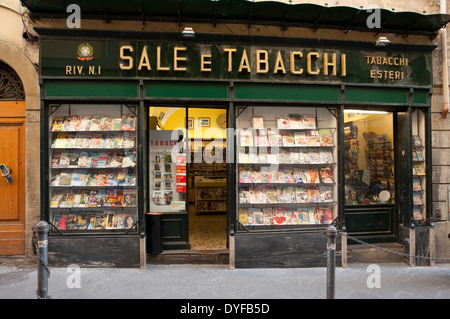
[77,66,83,74]
[366,56,371,64]
[119,45,134,70]
[138,46,151,71]
[290,51,303,75]
[201,54,212,72]
[238,49,251,73]
[273,51,286,74]
[307,52,320,75]
[388,57,393,65]
[174,47,187,71]
[341,54,347,77]
[224,48,237,72]
[89,66,95,75]
[157,46,170,71]
[371,57,376,65]
[66,65,72,75]
[98,66,101,75]
[256,50,269,73]
[395,71,401,80]
[394,58,399,66]
[370,69,376,78]
[323,53,337,76]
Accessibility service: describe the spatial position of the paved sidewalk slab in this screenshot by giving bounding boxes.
[1,263,450,299]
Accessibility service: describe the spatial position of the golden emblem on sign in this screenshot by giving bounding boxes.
[77,43,93,61]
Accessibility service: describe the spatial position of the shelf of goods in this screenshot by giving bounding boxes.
[48,113,138,232]
[237,111,337,228]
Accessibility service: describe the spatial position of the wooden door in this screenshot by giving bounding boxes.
[0,101,26,255]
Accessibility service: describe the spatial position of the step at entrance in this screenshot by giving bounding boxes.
[147,249,229,265]
[347,243,406,264]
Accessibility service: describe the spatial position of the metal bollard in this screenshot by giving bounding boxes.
[325,225,337,299]
[34,221,50,299]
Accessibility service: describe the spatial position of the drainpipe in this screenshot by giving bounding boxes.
[441,0,449,118]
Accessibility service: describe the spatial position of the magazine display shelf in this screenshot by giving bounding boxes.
[47,105,139,234]
[236,107,337,230]
[189,142,228,214]
[412,109,427,224]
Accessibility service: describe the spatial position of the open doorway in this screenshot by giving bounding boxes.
[187,107,228,251]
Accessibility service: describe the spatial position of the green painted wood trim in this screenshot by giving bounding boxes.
[346,87,408,104]
[413,90,429,105]
[235,83,339,102]
[45,80,139,98]
[145,81,228,99]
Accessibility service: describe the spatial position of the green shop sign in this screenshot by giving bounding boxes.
[41,39,432,86]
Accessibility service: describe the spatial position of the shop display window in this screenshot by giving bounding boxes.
[235,106,338,229]
[344,110,395,205]
[48,104,138,232]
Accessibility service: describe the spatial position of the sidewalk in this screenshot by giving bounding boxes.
[1,262,450,299]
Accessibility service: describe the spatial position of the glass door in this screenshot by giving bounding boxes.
[343,109,397,242]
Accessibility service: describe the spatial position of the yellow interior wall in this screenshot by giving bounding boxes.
[344,112,394,171]
[150,107,226,139]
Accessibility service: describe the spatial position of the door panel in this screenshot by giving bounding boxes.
[0,102,26,255]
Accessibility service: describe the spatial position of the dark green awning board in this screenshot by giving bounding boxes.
[45,80,139,98]
[21,0,450,35]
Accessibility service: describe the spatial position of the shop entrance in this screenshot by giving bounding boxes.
[149,106,228,256]
[344,110,398,243]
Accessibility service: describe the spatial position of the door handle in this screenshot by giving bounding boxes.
[0,164,12,183]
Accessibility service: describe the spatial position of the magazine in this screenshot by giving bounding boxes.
[276,114,290,129]
[121,115,136,131]
[302,114,316,129]
[123,189,137,207]
[319,149,333,164]
[295,186,308,203]
[272,207,287,225]
[306,130,320,146]
[307,149,321,164]
[289,114,303,129]
[51,118,64,132]
[306,168,319,183]
[294,131,307,146]
[413,178,422,191]
[307,186,320,203]
[413,193,423,206]
[319,186,333,202]
[318,129,334,146]
[252,116,264,129]
[281,132,295,147]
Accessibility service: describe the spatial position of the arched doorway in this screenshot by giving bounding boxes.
[0,61,26,255]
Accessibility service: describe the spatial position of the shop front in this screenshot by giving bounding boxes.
[38,31,436,268]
